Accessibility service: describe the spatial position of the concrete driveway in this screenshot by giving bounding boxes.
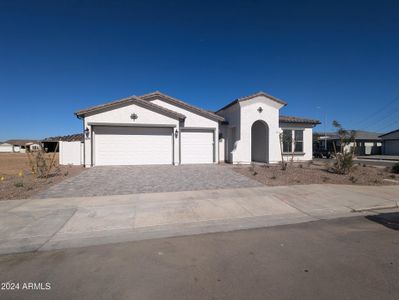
[35,165,262,199]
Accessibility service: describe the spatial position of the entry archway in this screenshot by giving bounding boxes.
[251,120,269,163]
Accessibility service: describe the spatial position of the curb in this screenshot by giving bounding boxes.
[351,202,399,213]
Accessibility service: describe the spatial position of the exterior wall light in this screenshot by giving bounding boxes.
[175,129,179,138]
[84,127,90,139]
[257,107,263,113]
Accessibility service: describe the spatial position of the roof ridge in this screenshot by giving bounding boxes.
[140,91,224,121]
[75,95,186,120]
[216,90,287,113]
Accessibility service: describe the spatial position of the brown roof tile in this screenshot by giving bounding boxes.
[140,91,224,121]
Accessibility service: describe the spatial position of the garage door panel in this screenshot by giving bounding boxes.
[94,126,173,166]
[181,130,214,164]
[385,141,399,155]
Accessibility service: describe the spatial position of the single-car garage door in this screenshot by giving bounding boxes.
[94,126,173,166]
[384,140,399,155]
[181,130,214,164]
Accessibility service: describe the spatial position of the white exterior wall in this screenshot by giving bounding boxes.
[219,104,240,162]
[218,95,284,164]
[219,138,225,162]
[83,103,180,167]
[0,144,13,152]
[59,141,83,165]
[150,98,219,163]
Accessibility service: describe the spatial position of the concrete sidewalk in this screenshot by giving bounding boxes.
[1,184,399,255]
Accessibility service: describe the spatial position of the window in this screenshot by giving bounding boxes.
[282,129,304,153]
[282,130,292,152]
[294,130,303,152]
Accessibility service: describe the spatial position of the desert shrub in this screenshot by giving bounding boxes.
[333,152,354,174]
[392,163,399,174]
[349,176,358,183]
[14,181,24,188]
[26,150,58,178]
[330,121,356,175]
[299,164,303,168]
[389,174,396,179]
[271,175,277,180]
[322,176,329,182]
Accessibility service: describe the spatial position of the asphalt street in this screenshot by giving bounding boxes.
[1,210,398,300]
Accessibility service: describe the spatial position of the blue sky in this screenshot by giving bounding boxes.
[0,0,398,140]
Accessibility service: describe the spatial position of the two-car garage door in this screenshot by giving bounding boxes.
[94,126,173,166]
[93,126,215,166]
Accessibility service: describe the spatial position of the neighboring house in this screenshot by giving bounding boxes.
[0,142,14,153]
[74,91,320,167]
[379,129,399,155]
[314,131,382,156]
[5,140,42,153]
[42,133,84,152]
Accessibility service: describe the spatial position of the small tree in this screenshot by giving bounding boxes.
[331,120,356,174]
[279,132,287,170]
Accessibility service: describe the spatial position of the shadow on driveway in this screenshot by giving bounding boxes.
[366,212,399,231]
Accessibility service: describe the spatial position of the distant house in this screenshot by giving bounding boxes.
[42,133,84,152]
[0,142,14,153]
[5,140,42,153]
[314,131,382,156]
[379,129,399,155]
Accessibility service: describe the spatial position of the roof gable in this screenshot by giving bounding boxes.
[379,129,399,138]
[140,91,224,122]
[216,91,287,112]
[75,95,186,120]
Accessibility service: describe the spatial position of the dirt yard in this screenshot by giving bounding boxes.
[0,153,84,200]
[233,160,399,186]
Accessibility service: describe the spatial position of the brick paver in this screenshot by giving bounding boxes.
[35,165,261,198]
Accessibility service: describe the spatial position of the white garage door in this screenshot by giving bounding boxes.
[181,130,214,164]
[94,126,173,166]
[384,140,399,155]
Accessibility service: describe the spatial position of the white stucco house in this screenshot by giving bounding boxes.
[0,142,13,153]
[74,91,320,167]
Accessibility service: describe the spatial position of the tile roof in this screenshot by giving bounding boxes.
[43,133,84,142]
[379,129,399,138]
[216,91,288,112]
[140,91,224,121]
[279,115,321,125]
[317,130,382,140]
[5,139,40,145]
[75,95,186,120]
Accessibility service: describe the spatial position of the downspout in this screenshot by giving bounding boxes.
[76,113,85,167]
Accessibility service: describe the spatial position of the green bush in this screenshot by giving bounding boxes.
[392,163,399,174]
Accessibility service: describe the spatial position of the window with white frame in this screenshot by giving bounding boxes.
[282,129,304,153]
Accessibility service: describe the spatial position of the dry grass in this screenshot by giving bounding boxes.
[233,160,399,187]
[0,153,84,200]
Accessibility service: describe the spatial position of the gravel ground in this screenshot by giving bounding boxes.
[232,160,399,186]
[0,166,85,200]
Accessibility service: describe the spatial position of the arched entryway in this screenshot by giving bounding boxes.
[251,120,269,163]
